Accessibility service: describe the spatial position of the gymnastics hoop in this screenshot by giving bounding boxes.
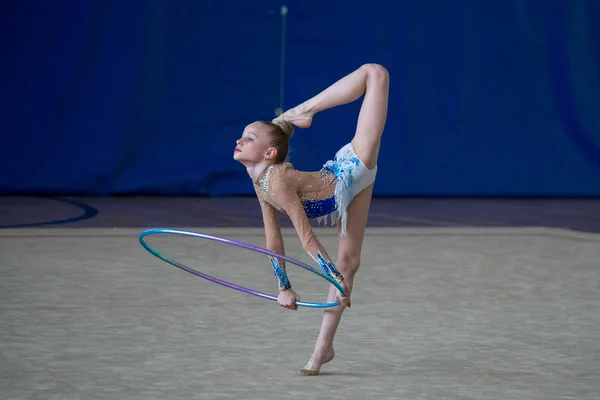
[138,228,346,309]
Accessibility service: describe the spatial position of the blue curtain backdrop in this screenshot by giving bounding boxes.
[2,0,599,196]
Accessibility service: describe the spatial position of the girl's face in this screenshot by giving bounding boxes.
[233,122,275,164]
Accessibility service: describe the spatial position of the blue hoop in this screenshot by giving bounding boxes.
[138,228,345,308]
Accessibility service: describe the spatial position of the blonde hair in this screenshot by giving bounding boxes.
[261,120,294,163]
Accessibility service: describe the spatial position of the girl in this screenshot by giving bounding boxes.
[233,63,389,375]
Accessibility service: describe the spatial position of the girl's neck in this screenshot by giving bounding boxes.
[248,160,275,184]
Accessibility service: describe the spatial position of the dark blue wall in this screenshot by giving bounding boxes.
[2,0,599,196]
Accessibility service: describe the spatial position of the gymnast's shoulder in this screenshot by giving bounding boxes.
[268,162,303,190]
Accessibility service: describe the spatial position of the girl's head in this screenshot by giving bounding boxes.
[233,120,294,165]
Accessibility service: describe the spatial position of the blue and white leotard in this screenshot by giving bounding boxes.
[256,142,377,236]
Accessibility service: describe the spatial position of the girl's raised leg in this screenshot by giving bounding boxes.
[297,63,389,375]
[275,63,389,154]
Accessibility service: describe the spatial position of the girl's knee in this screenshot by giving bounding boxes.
[361,63,389,84]
[336,253,361,276]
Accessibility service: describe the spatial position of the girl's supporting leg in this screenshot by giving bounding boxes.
[294,63,389,375]
[299,183,375,375]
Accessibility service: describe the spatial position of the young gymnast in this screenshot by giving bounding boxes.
[233,63,389,375]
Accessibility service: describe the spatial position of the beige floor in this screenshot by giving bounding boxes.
[1,226,599,399]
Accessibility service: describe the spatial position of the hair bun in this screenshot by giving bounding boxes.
[273,119,294,139]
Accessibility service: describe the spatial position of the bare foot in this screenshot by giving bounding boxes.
[274,108,313,129]
[288,116,312,129]
[298,348,334,376]
[324,348,335,364]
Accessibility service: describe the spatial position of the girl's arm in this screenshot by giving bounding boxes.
[255,188,292,291]
[268,173,344,285]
